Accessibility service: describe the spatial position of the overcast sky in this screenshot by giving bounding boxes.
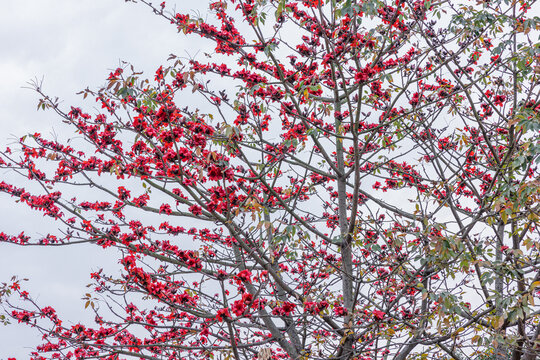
[0,1,208,357]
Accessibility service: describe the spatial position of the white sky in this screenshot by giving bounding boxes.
[0,1,206,357]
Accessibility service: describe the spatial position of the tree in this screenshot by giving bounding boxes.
[1,0,540,359]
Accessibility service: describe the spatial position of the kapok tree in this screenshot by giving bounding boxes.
[1,0,540,359]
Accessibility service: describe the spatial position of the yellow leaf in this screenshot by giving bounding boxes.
[508,118,520,126]
[494,316,505,329]
[501,210,508,224]
[530,281,540,291]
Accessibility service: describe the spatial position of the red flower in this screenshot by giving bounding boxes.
[334,306,347,316]
[494,94,506,106]
[272,301,296,316]
[409,92,421,106]
[200,326,210,337]
[303,0,322,7]
[159,204,172,215]
[231,300,246,316]
[118,186,130,200]
[207,165,223,180]
[236,269,252,283]
[216,308,230,321]
[189,204,203,215]
[373,309,385,320]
